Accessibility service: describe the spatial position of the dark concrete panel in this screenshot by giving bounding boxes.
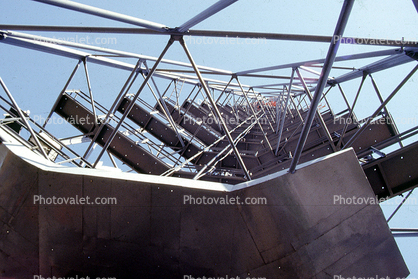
[38,171,83,276]
[0,139,409,278]
[0,146,39,278]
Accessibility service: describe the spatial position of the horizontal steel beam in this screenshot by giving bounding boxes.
[237,49,404,75]
[1,25,417,47]
[177,0,239,32]
[0,34,248,90]
[32,0,168,32]
[0,30,232,74]
[329,50,418,85]
[2,30,416,98]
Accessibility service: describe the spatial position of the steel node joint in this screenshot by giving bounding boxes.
[170,27,189,34]
[171,34,184,43]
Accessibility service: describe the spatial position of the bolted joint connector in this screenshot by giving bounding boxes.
[170,34,184,43]
[141,69,149,76]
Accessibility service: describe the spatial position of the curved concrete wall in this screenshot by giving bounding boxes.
[0,127,409,278]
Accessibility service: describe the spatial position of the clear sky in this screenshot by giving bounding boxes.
[1,0,418,276]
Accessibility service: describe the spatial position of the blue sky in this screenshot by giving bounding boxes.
[1,0,418,276]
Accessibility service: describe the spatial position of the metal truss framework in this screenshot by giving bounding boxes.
[1,0,418,219]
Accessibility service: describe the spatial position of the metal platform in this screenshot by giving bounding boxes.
[50,89,403,193]
[0,0,418,277]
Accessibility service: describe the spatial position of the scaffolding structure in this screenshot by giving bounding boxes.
[1,0,418,276]
[1,0,418,197]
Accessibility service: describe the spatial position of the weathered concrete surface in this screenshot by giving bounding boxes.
[0,127,409,278]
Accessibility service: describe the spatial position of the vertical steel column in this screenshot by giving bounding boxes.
[290,95,303,121]
[293,94,301,111]
[337,84,352,112]
[275,68,295,155]
[179,36,251,180]
[107,151,118,168]
[93,37,175,167]
[161,79,175,99]
[0,77,50,160]
[369,74,403,148]
[221,88,236,107]
[83,59,143,159]
[322,87,334,114]
[174,79,185,105]
[193,115,259,180]
[43,60,82,128]
[235,77,273,150]
[296,94,307,111]
[289,0,354,173]
[387,189,414,223]
[83,57,97,121]
[225,96,242,122]
[261,93,277,124]
[275,95,280,126]
[215,77,234,104]
[255,92,276,133]
[285,98,295,119]
[275,89,285,131]
[196,86,224,132]
[296,68,336,152]
[181,84,198,107]
[236,94,249,115]
[344,64,418,149]
[145,62,186,148]
[215,78,241,125]
[302,95,309,109]
[178,87,203,125]
[336,73,367,149]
